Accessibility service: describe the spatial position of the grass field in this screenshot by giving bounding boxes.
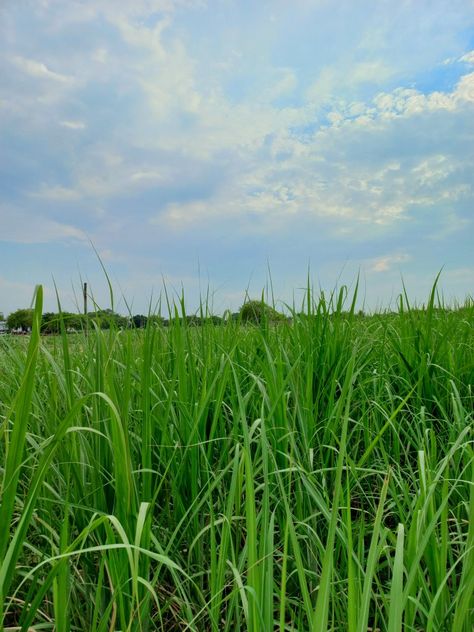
[0,283,473,631]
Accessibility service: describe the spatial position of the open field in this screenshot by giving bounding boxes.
[0,285,473,631]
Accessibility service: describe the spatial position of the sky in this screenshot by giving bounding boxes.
[1,0,473,316]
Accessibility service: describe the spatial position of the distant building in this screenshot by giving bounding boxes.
[0,321,8,334]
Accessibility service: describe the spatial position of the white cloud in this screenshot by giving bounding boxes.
[262,68,298,101]
[60,120,86,130]
[351,61,393,84]
[369,254,411,273]
[306,60,394,107]
[27,152,183,201]
[130,170,166,183]
[456,72,474,102]
[459,50,474,64]
[0,205,86,243]
[29,185,81,201]
[92,48,109,63]
[32,0,198,30]
[11,55,74,83]
[25,56,472,242]
[411,155,453,186]
[428,210,471,239]
[382,72,471,123]
[2,0,473,256]
[337,71,474,126]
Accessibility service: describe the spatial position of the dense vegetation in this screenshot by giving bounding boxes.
[4,308,228,333]
[6,308,144,332]
[0,283,473,631]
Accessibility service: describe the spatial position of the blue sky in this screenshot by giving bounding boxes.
[1,0,473,315]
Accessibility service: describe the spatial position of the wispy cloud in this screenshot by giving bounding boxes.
[369,254,411,273]
[60,120,86,130]
[10,55,74,83]
[0,205,86,244]
[29,185,82,201]
[459,50,474,64]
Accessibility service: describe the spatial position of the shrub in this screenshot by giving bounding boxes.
[239,299,285,323]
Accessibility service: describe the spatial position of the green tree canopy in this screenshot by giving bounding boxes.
[131,314,148,328]
[88,309,129,329]
[7,308,33,331]
[41,312,85,333]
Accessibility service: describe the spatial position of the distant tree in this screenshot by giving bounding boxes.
[148,315,165,327]
[41,312,84,333]
[88,309,129,329]
[7,308,33,331]
[132,314,148,328]
[41,312,60,334]
[239,300,285,324]
[67,313,85,330]
[185,315,202,327]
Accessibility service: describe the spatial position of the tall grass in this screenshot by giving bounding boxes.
[0,282,472,631]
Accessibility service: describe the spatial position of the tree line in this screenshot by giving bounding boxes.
[3,300,288,333]
[4,308,168,333]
